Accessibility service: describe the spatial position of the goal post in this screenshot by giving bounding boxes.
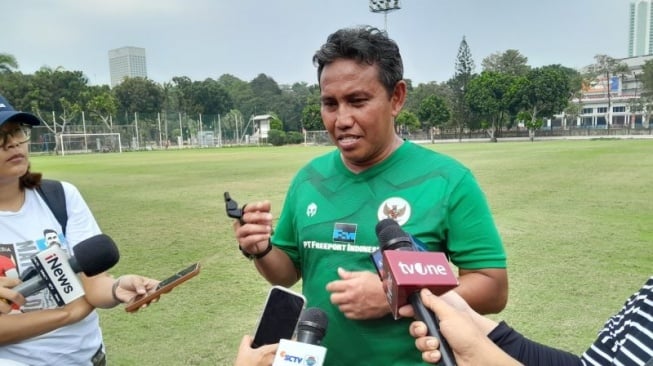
[58,133,123,156]
[303,130,332,146]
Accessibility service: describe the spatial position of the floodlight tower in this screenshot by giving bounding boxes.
[369,0,401,32]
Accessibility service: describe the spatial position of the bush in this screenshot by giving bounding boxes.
[268,129,286,146]
[287,131,304,144]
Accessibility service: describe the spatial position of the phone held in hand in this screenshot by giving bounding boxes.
[125,262,201,313]
[252,285,306,348]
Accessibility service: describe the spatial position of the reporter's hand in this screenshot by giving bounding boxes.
[326,267,390,320]
[233,201,274,256]
[233,334,277,366]
[115,275,160,305]
[0,277,23,313]
[400,289,521,366]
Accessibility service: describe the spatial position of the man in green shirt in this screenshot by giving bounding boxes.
[233,25,508,366]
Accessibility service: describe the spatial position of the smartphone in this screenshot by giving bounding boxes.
[252,285,306,348]
[125,262,201,313]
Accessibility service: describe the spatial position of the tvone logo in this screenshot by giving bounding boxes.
[398,261,449,276]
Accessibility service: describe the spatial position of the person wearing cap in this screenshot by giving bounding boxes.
[0,95,161,366]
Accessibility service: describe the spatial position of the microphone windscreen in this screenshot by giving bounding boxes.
[298,307,328,339]
[375,218,397,237]
[72,234,120,276]
[376,219,411,251]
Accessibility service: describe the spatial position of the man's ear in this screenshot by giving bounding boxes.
[391,80,407,117]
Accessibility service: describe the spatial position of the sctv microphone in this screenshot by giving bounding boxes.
[376,218,458,366]
[273,307,328,366]
[13,234,120,306]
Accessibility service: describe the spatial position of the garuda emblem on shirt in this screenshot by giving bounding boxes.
[377,197,411,226]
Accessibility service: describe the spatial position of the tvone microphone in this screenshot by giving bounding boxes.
[13,234,120,306]
[272,307,328,366]
[376,218,458,366]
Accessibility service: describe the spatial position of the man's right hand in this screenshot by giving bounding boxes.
[234,200,274,256]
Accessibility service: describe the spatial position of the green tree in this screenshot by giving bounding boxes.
[404,82,451,117]
[448,36,476,140]
[187,78,233,117]
[29,66,89,114]
[0,71,33,110]
[512,65,572,140]
[482,49,530,76]
[0,53,18,73]
[466,71,515,142]
[417,95,451,134]
[395,110,420,136]
[274,82,313,132]
[516,111,543,142]
[113,77,164,114]
[269,114,283,130]
[300,88,323,131]
[249,73,282,118]
[86,87,118,131]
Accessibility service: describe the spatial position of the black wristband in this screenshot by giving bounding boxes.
[239,239,273,260]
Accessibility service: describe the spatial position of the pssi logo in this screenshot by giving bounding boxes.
[332,223,357,244]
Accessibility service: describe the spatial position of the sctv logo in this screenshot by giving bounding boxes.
[398,261,449,276]
[280,352,317,366]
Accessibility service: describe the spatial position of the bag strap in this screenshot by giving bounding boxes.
[35,179,68,236]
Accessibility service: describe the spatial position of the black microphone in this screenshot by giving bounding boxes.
[376,218,457,366]
[272,307,329,366]
[13,234,120,304]
[296,307,329,345]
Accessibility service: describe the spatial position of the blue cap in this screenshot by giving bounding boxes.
[0,95,41,127]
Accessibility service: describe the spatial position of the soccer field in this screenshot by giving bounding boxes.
[31,139,653,365]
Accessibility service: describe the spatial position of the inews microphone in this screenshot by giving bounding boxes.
[376,218,458,366]
[272,307,328,366]
[13,234,120,306]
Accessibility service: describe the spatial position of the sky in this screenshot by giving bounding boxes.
[4,0,633,87]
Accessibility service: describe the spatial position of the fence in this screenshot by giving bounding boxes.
[25,110,653,155]
[27,111,269,154]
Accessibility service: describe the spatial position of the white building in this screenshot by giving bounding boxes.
[252,114,272,143]
[568,55,652,129]
[629,0,653,57]
[108,47,148,88]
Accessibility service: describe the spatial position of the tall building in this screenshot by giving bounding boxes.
[108,47,147,87]
[628,0,653,57]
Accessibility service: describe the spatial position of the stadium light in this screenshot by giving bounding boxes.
[369,0,401,32]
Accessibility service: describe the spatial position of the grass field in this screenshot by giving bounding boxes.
[30,139,653,365]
